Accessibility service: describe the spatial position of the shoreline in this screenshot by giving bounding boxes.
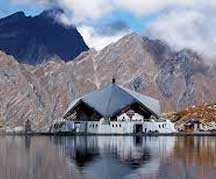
[1,132,216,137]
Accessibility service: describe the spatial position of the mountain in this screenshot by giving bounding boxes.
[0,9,88,65]
[0,49,96,130]
[0,33,215,131]
[90,33,216,112]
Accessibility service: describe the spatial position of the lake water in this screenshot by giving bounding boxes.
[0,136,216,179]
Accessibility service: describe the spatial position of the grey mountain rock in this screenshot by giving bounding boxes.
[0,33,216,130]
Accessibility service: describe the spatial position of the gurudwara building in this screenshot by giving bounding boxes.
[50,80,176,134]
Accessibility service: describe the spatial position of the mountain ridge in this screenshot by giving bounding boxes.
[0,10,89,65]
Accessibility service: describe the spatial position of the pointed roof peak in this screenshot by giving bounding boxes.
[64,82,161,118]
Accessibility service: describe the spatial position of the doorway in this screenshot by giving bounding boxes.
[134,124,143,134]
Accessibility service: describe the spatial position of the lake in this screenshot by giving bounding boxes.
[0,136,216,179]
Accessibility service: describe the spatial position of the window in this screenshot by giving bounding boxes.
[54,124,58,129]
[116,124,118,127]
[96,124,98,127]
[119,124,121,127]
[112,124,114,127]
[159,125,161,128]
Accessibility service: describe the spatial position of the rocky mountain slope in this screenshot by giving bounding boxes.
[0,50,96,131]
[164,103,216,131]
[91,33,216,111]
[0,33,215,130]
[0,9,88,65]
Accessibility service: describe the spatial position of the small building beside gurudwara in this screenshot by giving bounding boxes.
[51,80,176,134]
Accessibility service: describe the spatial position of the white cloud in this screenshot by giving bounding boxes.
[74,1,216,60]
[11,0,199,22]
[57,0,204,23]
[9,0,51,6]
[78,25,129,50]
[58,0,113,24]
[8,0,216,60]
[147,3,216,59]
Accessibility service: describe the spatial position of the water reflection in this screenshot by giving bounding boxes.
[0,136,216,179]
[158,137,216,179]
[51,136,175,179]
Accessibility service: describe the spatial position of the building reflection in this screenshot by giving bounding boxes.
[24,136,31,152]
[50,136,176,179]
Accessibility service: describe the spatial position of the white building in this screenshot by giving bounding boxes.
[51,81,176,134]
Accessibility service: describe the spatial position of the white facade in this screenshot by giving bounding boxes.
[52,113,176,134]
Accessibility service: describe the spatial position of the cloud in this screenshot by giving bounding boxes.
[10,0,113,23]
[114,0,201,16]
[78,25,129,50]
[7,0,216,60]
[58,0,113,24]
[146,2,216,59]
[9,0,54,6]
[94,20,130,36]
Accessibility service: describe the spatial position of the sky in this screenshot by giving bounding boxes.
[1,0,216,59]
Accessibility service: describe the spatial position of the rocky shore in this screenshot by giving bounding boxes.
[164,103,216,131]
